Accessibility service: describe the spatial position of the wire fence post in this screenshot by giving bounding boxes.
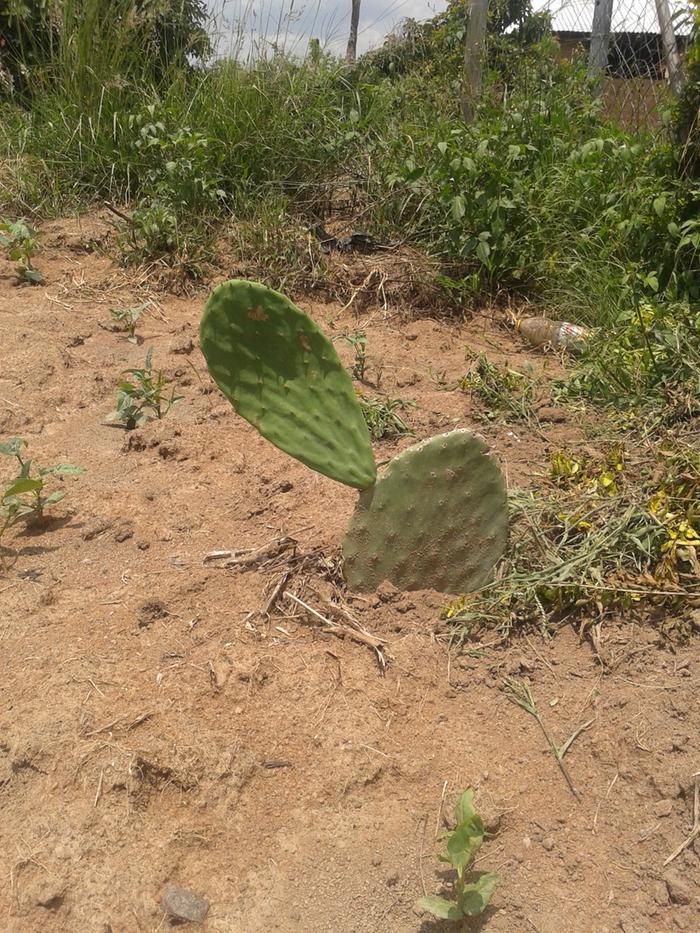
[655,0,684,96]
[461,0,490,123]
[346,0,361,64]
[588,0,614,91]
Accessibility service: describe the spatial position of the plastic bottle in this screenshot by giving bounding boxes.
[518,317,590,352]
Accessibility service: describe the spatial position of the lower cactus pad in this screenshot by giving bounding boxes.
[342,430,507,593]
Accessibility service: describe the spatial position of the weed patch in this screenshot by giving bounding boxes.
[444,441,700,640]
[460,351,536,423]
[358,395,413,440]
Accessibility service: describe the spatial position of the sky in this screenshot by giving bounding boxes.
[209,1,694,60]
[211,0,450,59]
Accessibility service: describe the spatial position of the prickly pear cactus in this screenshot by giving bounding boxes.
[342,430,507,594]
[200,280,376,489]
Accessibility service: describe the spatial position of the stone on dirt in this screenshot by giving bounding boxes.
[162,883,210,924]
[664,870,693,905]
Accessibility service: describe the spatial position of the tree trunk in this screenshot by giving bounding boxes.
[655,0,684,97]
[346,0,361,64]
[461,0,490,123]
[587,0,613,94]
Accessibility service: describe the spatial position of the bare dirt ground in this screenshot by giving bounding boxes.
[1,216,699,932]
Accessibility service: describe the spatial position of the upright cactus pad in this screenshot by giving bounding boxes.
[342,430,507,594]
[200,280,376,489]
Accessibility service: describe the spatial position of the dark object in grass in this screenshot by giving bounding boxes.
[312,224,387,254]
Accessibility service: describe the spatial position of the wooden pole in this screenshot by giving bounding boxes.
[461,0,490,123]
[587,0,614,92]
[346,0,361,64]
[655,0,684,97]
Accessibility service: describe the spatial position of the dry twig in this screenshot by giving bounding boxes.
[503,678,584,800]
[664,771,700,865]
[283,591,387,671]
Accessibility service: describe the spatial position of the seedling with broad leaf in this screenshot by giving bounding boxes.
[1,438,85,561]
[110,301,150,343]
[417,789,499,922]
[108,347,183,429]
[0,219,43,284]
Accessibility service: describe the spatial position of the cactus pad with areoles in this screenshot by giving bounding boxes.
[200,280,376,489]
[342,430,507,594]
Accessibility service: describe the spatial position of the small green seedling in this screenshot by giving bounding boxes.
[1,438,85,559]
[417,789,499,922]
[0,219,42,284]
[110,301,149,343]
[341,330,369,382]
[108,347,183,429]
[358,394,413,440]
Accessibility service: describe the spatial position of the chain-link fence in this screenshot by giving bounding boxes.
[534,0,694,129]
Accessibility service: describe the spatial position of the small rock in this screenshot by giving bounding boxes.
[537,406,567,424]
[619,916,650,933]
[162,883,210,924]
[395,598,416,614]
[124,432,150,452]
[654,799,674,818]
[82,519,112,541]
[53,843,72,861]
[386,873,399,887]
[664,871,693,905]
[372,855,382,867]
[523,836,531,849]
[169,335,195,356]
[376,581,399,604]
[114,526,134,543]
[480,808,501,836]
[651,775,683,799]
[39,588,58,607]
[652,881,670,906]
[209,658,231,691]
[506,656,533,675]
[158,443,182,461]
[689,608,700,632]
[138,600,168,628]
[137,541,150,551]
[32,878,65,910]
[542,836,555,851]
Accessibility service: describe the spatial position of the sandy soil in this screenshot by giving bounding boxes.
[1,216,698,932]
